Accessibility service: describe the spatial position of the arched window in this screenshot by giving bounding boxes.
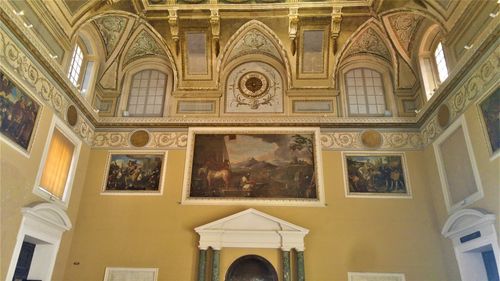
[126,69,167,117]
[419,25,448,100]
[434,42,448,83]
[345,68,386,116]
[68,44,84,87]
[67,37,97,98]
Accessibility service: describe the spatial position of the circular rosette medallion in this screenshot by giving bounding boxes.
[238,72,269,99]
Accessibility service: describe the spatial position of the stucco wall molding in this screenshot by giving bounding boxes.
[93,131,188,149]
[0,28,94,145]
[420,44,500,146]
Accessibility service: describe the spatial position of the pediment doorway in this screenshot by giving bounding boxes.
[194,208,309,281]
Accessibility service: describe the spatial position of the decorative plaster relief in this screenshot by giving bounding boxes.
[124,30,166,65]
[421,47,500,146]
[0,29,94,144]
[388,13,423,56]
[321,131,422,150]
[94,16,128,58]
[93,131,188,149]
[225,62,283,113]
[226,29,282,62]
[345,27,391,62]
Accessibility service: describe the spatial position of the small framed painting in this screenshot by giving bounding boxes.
[477,87,499,159]
[342,152,411,198]
[182,127,325,206]
[101,151,167,195]
[0,71,42,156]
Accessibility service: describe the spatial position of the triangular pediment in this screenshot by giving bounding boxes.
[195,208,308,233]
[195,209,309,250]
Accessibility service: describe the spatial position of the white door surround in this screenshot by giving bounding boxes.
[194,208,309,281]
[442,208,499,281]
[5,202,72,281]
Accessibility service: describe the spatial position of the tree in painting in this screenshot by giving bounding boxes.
[189,133,317,199]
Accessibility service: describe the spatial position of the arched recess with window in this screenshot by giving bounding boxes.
[338,56,397,117]
[418,24,449,100]
[112,24,176,118]
[117,59,174,117]
[66,26,104,103]
[333,20,399,117]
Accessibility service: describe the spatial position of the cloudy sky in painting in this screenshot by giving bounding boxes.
[224,134,313,164]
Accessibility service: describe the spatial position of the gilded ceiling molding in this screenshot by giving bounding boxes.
[0,30,94,145]
[93,131,188,149]
[123,29,167,65]
[0,1,100,124]
[217,20,292,89]
[332,19,397,89]
[387,13,423,59]
[93,16,128,58]
[420,44,500,146]
[344,27,391,62]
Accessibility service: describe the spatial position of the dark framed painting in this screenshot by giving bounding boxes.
[0,71,42,155]
[182,127,325,206]
[102,152,167,195]
[478,87,499,159]
[343,152,412,198]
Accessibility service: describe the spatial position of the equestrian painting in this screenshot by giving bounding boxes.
[0,71,41,152]
[343,153,411,198]
[103,152,166,194]
[182,127,325,206]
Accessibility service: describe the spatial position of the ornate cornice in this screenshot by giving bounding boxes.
[0,30,94,145]
[420,44,500,146]
[320,130,422,150]
[93,131,187,149]
[0,0,99,125]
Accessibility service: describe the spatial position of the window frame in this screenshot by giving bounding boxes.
[344,68,387,116]
[33,116,82,209]
[126,69,168,117]
[339,58,397,117]
[68,42,86,88]
[118,61,173,117]
[433,41,449,83]
[418,25,448,100]
[67,36,98,100]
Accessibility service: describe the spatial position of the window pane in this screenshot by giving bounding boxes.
[127,70,167,116]
[68,45,83,87]
[434,42,449,82]
[345,68,386,115]
[39,128,75,199]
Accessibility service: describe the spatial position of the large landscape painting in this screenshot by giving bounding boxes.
[183,128,324,206]
[0,71,41,152]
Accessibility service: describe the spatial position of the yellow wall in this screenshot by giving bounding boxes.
[61,149,449,281]
[0,108,91,281]
[423,102,500,281]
